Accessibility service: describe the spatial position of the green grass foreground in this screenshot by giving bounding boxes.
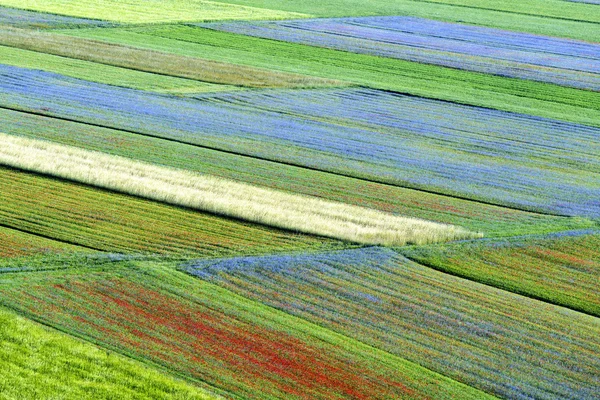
[0,306,218,399]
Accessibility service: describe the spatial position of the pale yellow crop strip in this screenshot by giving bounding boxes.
[0,134,481,245]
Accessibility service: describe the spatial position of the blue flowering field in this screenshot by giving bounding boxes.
[0,1,598,399]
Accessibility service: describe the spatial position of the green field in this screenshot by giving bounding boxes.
[0,45,234,94]
[0,0,307,23]
[0,307,219,399]
[59,26,600,127]
[401,230,600,316]
[0,259,494,399]
[0,167,347,255]
[0,27,343,89]
[0,226,86,258]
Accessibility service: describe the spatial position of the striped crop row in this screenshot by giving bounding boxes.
[0,27,343,89]
[401,229,600,316]
[0,166,344,255]
[0,45,235,94]
[188,247,600,400]
[0,261,493,399]
[68,24,600,125]
[202,16,600,90]
[0,226,85,258]
[4,108,590,238]
[2,64,598,216]
[0,134,476,245]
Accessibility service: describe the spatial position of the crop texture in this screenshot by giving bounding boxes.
[61,26,600,126]
[203,16,600,90]
[188,247,600,399]
[0,166,344,255]
[0,226,84,258]
[0,134,476,245]
[401,230,600,316]
[3,108,591,238]
[2,65,598,217]
[0,27,342,89]
[0,0,307,23]
[0,262,493,400]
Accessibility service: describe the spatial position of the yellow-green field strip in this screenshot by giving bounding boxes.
[0,306,220,399]
[0,134,479,246]
[0,0,309,23]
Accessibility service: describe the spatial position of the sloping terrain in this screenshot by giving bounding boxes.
[0,1,598,399]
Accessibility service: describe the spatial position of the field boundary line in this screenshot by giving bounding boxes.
[0,221,104,252]
[399,248,600,319]
[406,0,600,26]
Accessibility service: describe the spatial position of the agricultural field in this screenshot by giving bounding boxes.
[0,306,217,399]
[0,0,598,399]
[203,17,600,90]
[58,26,600,127]
[0,6,119,28]
[2,66,599,216]
[187,247,600,400]
[0,260,492,400]
[401,230,600,316]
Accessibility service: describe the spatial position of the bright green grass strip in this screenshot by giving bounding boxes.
[400,230,600,317]
[0,45,233,94]
[61,26,600,127]
[0,0,308,23]
[0,307,219,400]
[214,0,600,42]
[0,260,495,399]
[0,225,87,258]
[3,108,593,238]
[0,167,347,256]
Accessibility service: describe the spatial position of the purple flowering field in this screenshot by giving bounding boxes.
[201,16,600,90]
[2,64,599,217]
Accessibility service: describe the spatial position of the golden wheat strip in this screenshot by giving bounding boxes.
[0,133,480,245]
